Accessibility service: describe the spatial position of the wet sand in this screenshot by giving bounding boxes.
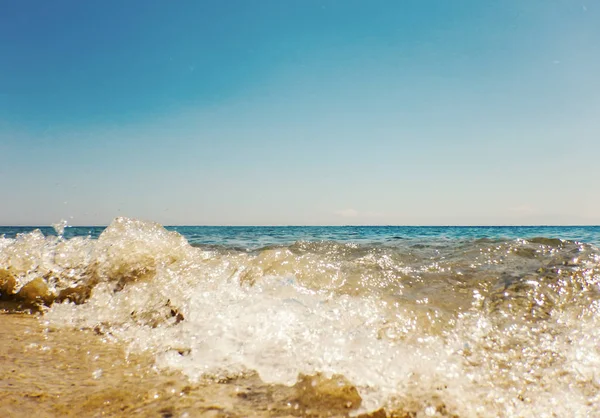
[0,313,394,418]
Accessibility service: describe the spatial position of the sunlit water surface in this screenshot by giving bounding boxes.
[1,221,600,416]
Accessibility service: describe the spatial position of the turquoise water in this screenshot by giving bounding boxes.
[2,225,600,247]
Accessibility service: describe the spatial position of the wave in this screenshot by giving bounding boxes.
[1,217,600,416]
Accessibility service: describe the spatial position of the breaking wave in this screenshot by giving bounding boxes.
[1,217,600,416]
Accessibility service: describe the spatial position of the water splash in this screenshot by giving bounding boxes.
[1,217,599,416]
[52,219,68,237]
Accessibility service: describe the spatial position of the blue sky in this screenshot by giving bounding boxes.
[1,0,599,225]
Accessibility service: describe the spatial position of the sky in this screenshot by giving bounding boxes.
[1,0,599,226]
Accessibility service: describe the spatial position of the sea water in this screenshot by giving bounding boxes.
[1,219,600,416]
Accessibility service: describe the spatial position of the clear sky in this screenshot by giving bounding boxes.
[1,0,599,226]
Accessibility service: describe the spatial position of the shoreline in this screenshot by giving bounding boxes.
[0,313,389,418]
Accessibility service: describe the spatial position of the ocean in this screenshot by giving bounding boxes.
[1,218,600,417]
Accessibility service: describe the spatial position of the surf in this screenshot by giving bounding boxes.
[1,217,599,416]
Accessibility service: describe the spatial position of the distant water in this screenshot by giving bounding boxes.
[2,219,600,416]
[3,224,600,248]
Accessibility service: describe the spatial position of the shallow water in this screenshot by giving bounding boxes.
[1,219,600,416]
[1,313,361,418]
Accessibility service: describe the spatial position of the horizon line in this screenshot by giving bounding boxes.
[1,224,599,228]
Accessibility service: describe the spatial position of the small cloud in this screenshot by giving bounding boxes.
[334,208,359,218]
[583,5,587,12]
[553,60,561,65]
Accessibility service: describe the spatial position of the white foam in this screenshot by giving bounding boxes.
[2,217,598,416]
